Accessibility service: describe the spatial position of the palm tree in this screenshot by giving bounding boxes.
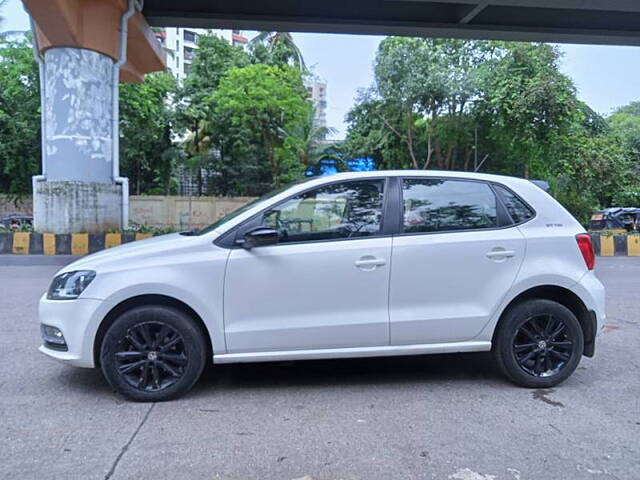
[250,31,307,71]
[283,107,337,167]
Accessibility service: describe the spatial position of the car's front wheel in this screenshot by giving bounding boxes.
[100,305,207,402]
[494,299,584,388]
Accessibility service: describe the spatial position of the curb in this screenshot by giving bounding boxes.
[590,233,640,257]
[0,232,155,255]
[1,232,638,256]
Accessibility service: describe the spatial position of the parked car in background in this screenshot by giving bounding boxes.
[589,208,640,233]
[38,171,604,401]
[0,214,33,231]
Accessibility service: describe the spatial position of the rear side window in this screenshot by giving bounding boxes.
[494,185,534,224]
[402,179,497,233]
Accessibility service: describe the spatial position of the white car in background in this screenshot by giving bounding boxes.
[39,170,605,401]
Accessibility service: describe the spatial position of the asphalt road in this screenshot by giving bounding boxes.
[1,255,639,480]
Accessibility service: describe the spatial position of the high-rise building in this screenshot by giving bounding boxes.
[155,28,248,81]
[306,79,328,131]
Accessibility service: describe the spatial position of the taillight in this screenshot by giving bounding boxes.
[576,233,595,270]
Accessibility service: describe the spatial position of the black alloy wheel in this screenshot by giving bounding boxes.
[101,305,207,402]
[494,299,584,388]
[513,314,574,378]
[114,321,188,392]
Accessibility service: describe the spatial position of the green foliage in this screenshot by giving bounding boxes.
[609,108,640,167]
[0,30,316,199]
[249,32,307,71]
[475,42,578,178]
[176,34,255,195]
[0,36,40,196]
[211,64,312,187]
[126,223,177,235]
[119,72,178,195]
[348,38,496,170]
[345,37,640,221]
[2,27,639,224]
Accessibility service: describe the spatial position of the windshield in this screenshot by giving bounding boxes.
[189,177,315,236]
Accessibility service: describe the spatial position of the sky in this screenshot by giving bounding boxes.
[3,0,640,139]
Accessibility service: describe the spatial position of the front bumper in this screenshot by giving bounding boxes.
[38,294,110,368]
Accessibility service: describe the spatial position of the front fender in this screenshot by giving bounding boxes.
[84,255,228,358]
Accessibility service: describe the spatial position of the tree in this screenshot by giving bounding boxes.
[282,106,337,169]
[344,95,410,170]
[609,103,640,167]
[348,38,494,170]
[119,72,178,195]
[211,64,312,187]
[176,34,249,195]
[0,36,40,195]
[606,102,640,206]
[249,32,306,71]
[553,133,631,223]
[475,42,578,178]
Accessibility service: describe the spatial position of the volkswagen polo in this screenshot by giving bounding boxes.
[39,171,605,401]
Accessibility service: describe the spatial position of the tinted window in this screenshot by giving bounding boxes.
[495,185,534,224]
[263,180,385,243]
[402,179,497,233]
[194,178,315,236]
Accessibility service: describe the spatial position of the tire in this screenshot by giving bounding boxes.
[100,305,207,402]
[493,299,584,388]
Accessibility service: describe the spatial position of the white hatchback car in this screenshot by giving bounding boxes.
[39,171,605,401]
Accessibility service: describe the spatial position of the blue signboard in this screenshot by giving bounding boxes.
[305,157,376,177]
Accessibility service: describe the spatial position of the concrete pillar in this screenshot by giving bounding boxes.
[33,47,122,233]
[24,0,167,234]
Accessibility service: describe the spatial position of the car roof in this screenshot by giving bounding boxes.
[303,170,531,188]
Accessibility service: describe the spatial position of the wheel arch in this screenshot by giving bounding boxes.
[93,294,214,367]
[493,285,597,357]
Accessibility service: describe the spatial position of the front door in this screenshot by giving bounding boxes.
[389,177,526,344]
[223,179,391,353]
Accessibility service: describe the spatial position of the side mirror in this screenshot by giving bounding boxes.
[239,227,279,249]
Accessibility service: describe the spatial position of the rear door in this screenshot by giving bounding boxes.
[389,177,526,345]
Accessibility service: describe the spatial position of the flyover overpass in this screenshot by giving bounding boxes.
[143,0,640,46]
[24,0,640,233]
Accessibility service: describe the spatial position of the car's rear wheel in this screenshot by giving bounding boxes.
[100,305,207,402]
[494,299,584,388]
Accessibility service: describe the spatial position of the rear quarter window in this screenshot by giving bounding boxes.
[494,185,534,224]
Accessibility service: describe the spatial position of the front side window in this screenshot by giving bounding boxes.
[262,180,385,243]
[402,179,497,233]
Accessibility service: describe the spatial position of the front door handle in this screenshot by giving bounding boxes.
[486,249,515,260]
[355,256,386,270]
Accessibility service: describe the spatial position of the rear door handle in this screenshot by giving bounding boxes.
[486,249,515,259]
[355,256,386,270]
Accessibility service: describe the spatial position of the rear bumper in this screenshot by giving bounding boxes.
[574,271,606,357]
[575,271,606,330]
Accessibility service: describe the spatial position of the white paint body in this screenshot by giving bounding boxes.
[38,171,606,368]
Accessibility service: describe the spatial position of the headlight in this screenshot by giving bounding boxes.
[47,270,96,300]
